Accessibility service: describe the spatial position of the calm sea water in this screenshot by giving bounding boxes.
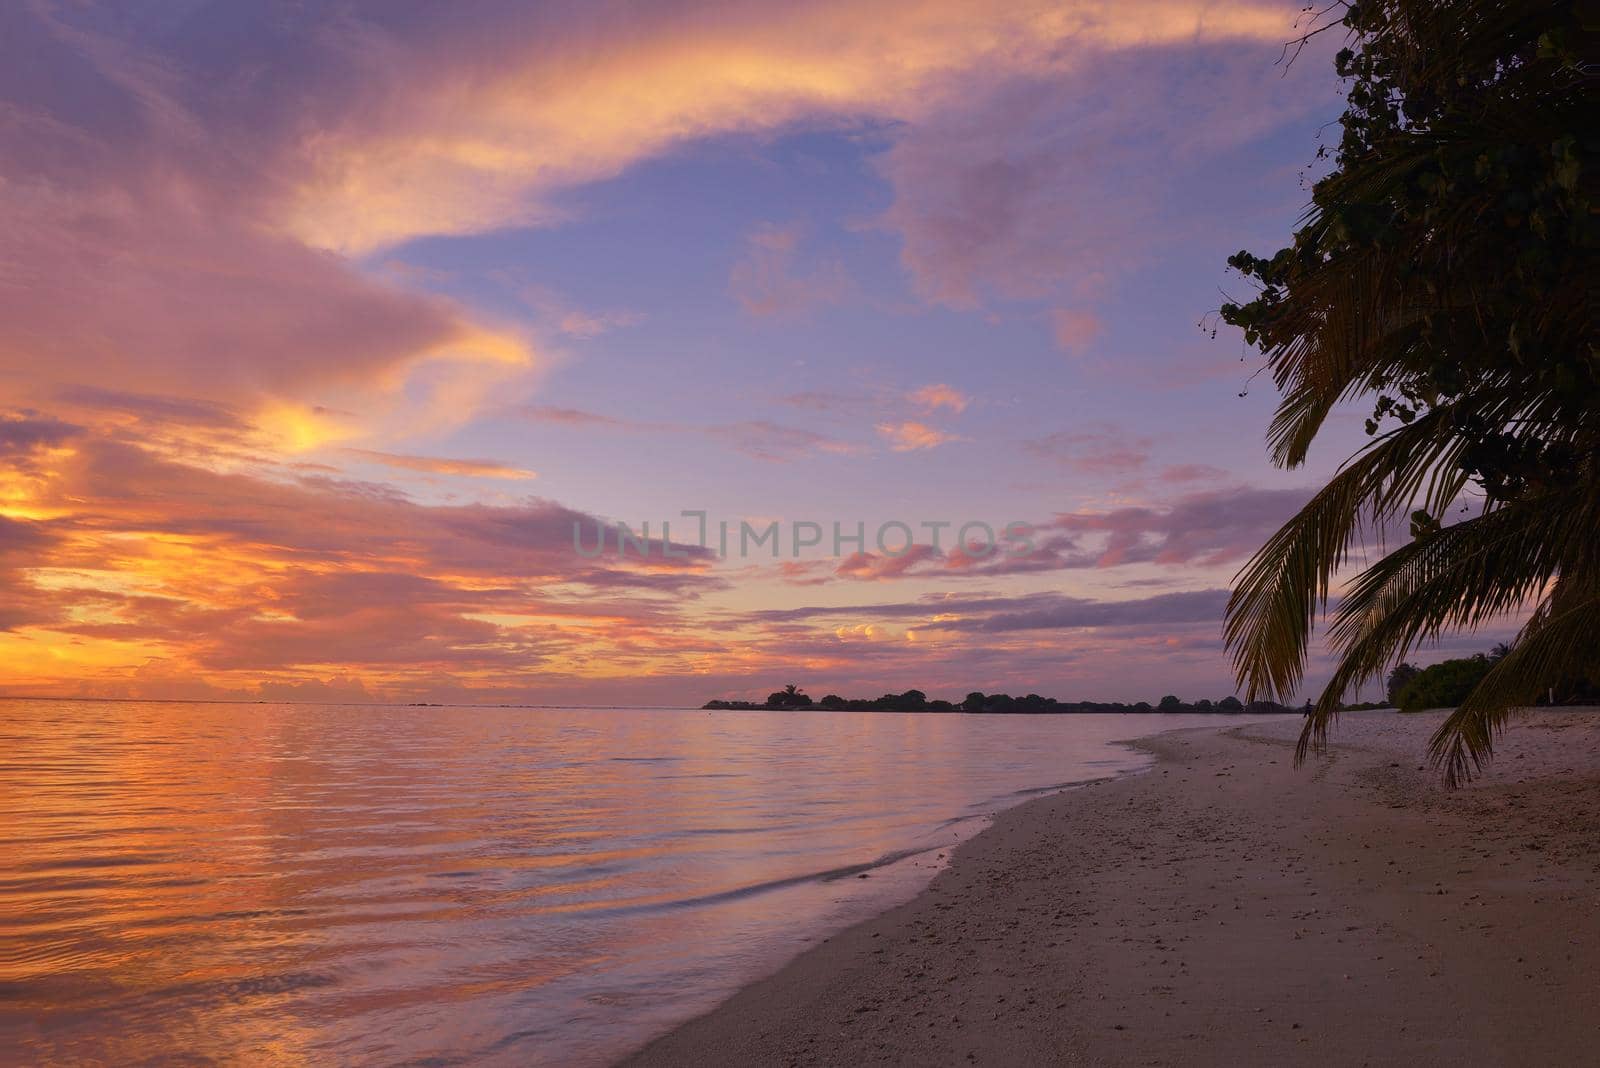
[0,700,1266,1065]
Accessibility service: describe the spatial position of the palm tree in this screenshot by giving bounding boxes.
[1219,0,1596,783]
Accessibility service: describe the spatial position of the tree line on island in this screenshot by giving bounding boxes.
[1384,644,1600,714]
[704,683,1283,715]
[707,645,1600,715]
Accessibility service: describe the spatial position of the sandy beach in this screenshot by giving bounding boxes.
[622,709,1600,1066]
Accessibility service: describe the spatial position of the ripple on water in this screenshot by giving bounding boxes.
[0,700,1270,1066]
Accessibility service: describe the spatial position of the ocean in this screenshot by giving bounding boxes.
[0,700,1268,1065]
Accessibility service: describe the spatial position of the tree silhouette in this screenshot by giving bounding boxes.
[1220,0,1595,781]
[765,684,812,709]
[1385,663,1420,706]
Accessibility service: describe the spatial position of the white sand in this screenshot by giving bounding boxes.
[621,709,1600,1066]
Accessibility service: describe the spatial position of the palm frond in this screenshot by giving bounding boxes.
[1292,490,1590,761]
[1227,403,1478,703]
[1429,584,1600,784]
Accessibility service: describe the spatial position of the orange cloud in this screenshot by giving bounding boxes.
[0,2,1320,704]
[0,418,725,697]
[908,383,970,413]
[836,545,943,580]
[0,174,540,442]
[1,0,1302,447]
[876,420,960,451]
[342,449,538,480]
[254,0,1299,252]
[0,412,1312,701]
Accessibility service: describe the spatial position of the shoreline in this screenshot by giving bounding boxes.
[620,709,1600,1066]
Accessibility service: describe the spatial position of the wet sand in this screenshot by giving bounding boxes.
[620,709,1600,1066]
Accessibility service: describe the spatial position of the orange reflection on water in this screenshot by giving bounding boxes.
[2,699,1233,1065]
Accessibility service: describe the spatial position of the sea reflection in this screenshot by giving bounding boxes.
[0,701,1254,1064]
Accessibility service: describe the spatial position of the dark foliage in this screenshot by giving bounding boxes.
[703,688,1289,715]
[1218,0,1598,782]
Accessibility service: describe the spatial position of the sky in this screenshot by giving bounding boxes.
[0,0,1482,706]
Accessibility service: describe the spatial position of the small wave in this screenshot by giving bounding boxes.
[583,844,942,919]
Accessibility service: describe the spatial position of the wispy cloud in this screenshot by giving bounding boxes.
[0,420,722,695]
[907,383,970,413]
[1024,424,1151,474]
[515,406,631,428]
[516,406,856,462]
[730,223,849,317]
[739,587,1231,632]
[706,421,859,462]
[0,1,1335,703]
[508,282,644,339]
[875,32,1331,313]
[1046,485,1308,568]
[876,420,961,451]
[1160,463,1229,483]
[779,390,859,413]
[1050,308,1103,354]
[341,449,537,480]
[835,544,944,580]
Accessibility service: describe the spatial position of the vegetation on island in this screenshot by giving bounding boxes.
[1218,0,1596,782]
[1391,655,1497,714]
[703,685,1298,715]
[1386,643,1600,713]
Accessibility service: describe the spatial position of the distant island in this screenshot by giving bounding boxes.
[703,684,1311,715]
[703,649,1594,716]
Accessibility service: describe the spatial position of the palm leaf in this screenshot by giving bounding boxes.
[1429,584,1600,784]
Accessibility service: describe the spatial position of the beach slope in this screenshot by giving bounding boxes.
[621,710,1600,1066]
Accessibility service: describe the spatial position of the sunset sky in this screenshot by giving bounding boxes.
[0,0,1477,706]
